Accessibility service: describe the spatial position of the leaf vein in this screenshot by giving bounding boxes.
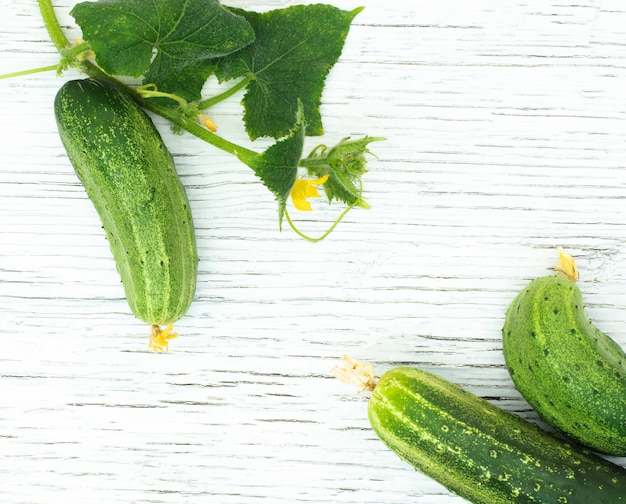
[160,0,191,42]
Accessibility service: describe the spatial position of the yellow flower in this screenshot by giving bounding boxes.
[149,323,179,353]
[290,175,329,211]
[554,247,579,282]
[199,114,218,132]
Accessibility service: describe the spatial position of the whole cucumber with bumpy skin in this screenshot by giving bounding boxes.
[361,363,626,504]
[54,78,198,351]
[502,250,626,455]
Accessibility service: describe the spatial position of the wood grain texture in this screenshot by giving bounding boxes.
[1,1,625,502]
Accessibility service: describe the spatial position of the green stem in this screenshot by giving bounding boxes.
[0,42,92,81]
[0,65,58,80]
[140,98,257,162]
[298,156,332,169]
[60,41,91,60]
[137,84,188,108]
[78,60,110,79]
[38,0,70,50]
[197,75,252,110]
[284,199,358,243]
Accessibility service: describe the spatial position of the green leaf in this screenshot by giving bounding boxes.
[71,0,255,102]
[217,5,363,140]
[299,136,386,209]
[238,102,306,227]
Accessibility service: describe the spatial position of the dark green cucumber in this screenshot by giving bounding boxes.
[54,78,198,327]
[369,366,626,504]
[502,274,626,456]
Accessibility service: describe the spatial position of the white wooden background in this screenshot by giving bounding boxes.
[2,1,626,502]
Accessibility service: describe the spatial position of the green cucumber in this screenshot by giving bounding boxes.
[502,266,626,456]
[368,366,626,504]
[54,78,198,348]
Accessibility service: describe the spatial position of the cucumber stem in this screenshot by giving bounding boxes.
[139,98,258,162]
[136,84,189,108]
[60,41,92,61]
[38,0,70,50]
[283,200,358,242]
[197,75,252,111]
[0,65,58,80]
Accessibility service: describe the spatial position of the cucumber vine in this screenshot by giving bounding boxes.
[2,0,384,239]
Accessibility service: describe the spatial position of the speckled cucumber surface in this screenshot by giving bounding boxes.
[368,366,626,504]
[502,270,626,456]
[54,78,198,343]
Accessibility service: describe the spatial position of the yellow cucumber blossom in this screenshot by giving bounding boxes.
[199,114,218,132]
[290,175,329,211]
[554,247,579,281]
[149,323,179,352]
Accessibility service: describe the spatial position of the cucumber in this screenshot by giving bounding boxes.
[502,268,626,456]
[54,78,198,348]
[368,366,626,504]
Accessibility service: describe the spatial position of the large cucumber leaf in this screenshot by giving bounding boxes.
[217,5,363,140]
[71,0,254,102]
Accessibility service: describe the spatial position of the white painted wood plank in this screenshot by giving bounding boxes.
[1,1,626,503]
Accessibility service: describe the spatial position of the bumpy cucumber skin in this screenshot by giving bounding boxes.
[368,367,626,504]
[54,78,198,325]
[502,275,626,456]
